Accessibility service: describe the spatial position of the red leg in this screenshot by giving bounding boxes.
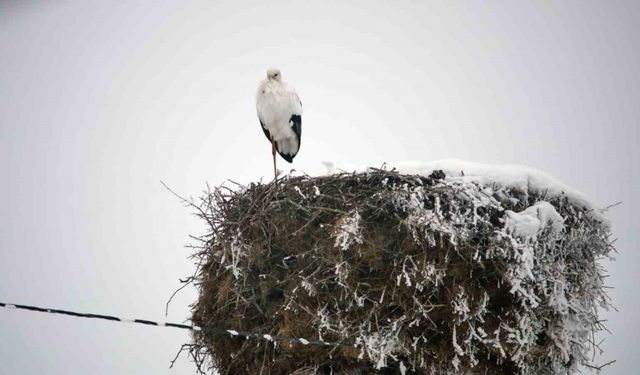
[271,140,277,181]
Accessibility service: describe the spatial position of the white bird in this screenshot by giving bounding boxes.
[256,68,302,180]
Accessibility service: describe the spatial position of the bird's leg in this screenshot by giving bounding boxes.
[271,140,277,181]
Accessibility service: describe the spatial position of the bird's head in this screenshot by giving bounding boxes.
[267,68,282,82]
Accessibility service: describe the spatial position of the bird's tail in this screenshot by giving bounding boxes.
[278,151,294,163]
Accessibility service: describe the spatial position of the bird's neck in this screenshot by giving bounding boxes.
[263,80,285,93]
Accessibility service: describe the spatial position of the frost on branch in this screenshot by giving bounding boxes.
[189,167,613,375]
[333,209,364,251]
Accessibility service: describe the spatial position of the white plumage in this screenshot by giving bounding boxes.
[256,68,302,178]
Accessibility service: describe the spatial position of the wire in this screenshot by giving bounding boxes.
[0,301,347,348]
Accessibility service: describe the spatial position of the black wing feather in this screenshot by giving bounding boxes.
[259,119,272,142]
[289,114,302,148]
[259,115,302,163]
[276,114,301,163]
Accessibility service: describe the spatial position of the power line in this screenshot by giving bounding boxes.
[0,301,347,348]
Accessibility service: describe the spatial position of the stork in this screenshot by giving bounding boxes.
[256,68,302,180]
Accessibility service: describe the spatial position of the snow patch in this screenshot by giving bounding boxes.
[319,159,607,224]
[505,201,565,239]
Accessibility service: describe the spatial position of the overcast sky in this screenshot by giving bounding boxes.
[1,1,638,374]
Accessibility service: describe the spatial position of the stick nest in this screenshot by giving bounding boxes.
[187,169,613,375]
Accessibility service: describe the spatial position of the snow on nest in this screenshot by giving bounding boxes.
[319,159,607,224]
[505,201,565,240]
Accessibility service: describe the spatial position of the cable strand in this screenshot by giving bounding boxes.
[0,301,347,348]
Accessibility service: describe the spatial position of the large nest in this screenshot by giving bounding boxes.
[188,169,612,374]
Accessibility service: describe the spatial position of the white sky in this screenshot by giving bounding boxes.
[1,1,638,374]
